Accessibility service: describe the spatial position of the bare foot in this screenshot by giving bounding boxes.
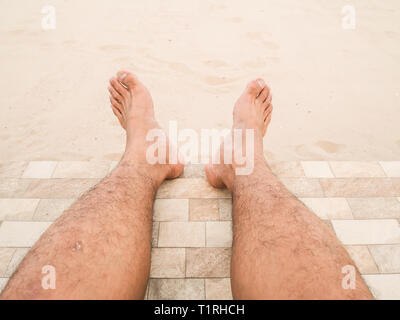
[108,70,183,185]
[205,79,273,190]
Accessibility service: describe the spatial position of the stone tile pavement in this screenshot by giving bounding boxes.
[0,160,400,299]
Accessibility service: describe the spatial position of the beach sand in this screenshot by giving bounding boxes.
[1,0,400,162]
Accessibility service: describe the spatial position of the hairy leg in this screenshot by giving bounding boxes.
[0,71,183,300]
[206,80,373,300]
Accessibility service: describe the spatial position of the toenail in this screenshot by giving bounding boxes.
[257,79,265,88]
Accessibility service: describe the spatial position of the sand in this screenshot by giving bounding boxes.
[0,0,399,162]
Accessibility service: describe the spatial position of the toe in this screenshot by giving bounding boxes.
[108,86,122,103]
[109,95,122,111]
[117,70,140,91]
[263,93,272,109]
[256,85,270,104]
[244,78,266,98]
[265,113,272,126]
[112,108,126,129]
[110,77,129,101]
[263,113,272,136]
[110,96,125,128]
[264,104,273,121]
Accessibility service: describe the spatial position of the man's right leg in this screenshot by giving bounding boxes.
[0,71,183,300]
[206,80,373,300]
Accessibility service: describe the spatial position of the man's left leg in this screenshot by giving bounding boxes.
[0,71,183,299]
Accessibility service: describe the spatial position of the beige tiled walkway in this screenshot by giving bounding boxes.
[1,160,400,299]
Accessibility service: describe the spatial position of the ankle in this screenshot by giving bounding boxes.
[115,154,170,189]
[230,152,267,181]
[126,116,158,136]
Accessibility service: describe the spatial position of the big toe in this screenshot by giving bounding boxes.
[243,78,266,98]
[117,70,140,90]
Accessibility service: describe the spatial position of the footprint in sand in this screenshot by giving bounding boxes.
[315,141,345,154]
[226,17,242,23]
[202,75,236,86]
[295,141,345,158]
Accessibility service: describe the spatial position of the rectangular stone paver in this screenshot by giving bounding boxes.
[23,179,99,199]
[268,161,305,177]
[0,278,9,293]
[33,199,75,221]
[369,245,400,273]
[2,160,400,301]
[109,161,118,173]
[158,222,205,247]
[345,246,378,274]
[281,178,324,197]
[379,161,400,177]
[219,199,232,221]
[22,161,57,179]
[186,248,231,278]
[301,161,334,178]
[392,179,400,195]
[156,179,231,199]
[0,199,40,221]
[0,179,32,198]
[347,198,400,219]
[0,221,52,247]
[206,222,232,247]
[322,220,334,231]
[332,220,400,245]
[151,222,159,248]
[181,164,206,178]
[190,199,219,221]
[153,199,188,222]
[300,198,353,219]
[320,178,400,197]
[52,161,111,179]
[150,248,185,278]
[148,279,205,300]
[363,274,400,300]
[5,248,30,277]
[0,162,27,178]
[205,278,233,300]
[0,248,15,277]
[329,162,386,178]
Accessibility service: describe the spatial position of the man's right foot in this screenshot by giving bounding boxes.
[205,79,273,190]
[108,70,183,185]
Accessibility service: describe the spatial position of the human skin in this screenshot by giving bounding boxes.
[0,71,183,299]
[1,72,372,300]
[205,79,373,299]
